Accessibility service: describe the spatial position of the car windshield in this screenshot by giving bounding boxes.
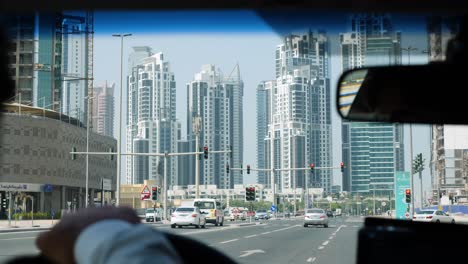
[307,209,324,214]
[0,8,466,264]
[194,202,215,210]
[418,211,435,215]
[176,207,195,212]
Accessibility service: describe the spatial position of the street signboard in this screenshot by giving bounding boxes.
[382,202,387,207]
[101,178,112,191]
[428,198,433,204]
[270,205,277,212]
[395,171,411,220]
[141,185,150,201]
[405,212,410,219]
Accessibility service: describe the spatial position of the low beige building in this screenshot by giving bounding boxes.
[120,180,162,209]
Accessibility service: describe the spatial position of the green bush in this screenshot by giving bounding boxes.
[12,211,62,220]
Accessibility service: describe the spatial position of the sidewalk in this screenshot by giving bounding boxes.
[0,219,57,233]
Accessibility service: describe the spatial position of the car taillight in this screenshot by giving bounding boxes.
[426,216,433,219]
[320,215,325,219]
[413,216,416,219]
[192,214,197,217]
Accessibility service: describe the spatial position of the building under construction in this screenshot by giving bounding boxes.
[4,12,94,125]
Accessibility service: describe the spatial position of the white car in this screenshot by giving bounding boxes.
[304,208,329,228]
[412,209,455,224]
[171,206,206,229]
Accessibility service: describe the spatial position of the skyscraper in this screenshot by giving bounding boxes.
[126,52,178,185]
[62,13,87,124]
[92,81,115,137]
[256,81,274,185]
[126,46,154,184]
[187,64,244,189]
[260,30,333,193]
[340,14,405,195]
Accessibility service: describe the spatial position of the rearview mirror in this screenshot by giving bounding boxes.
[337,63,468,125]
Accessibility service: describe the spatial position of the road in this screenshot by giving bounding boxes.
[0,216,363,264]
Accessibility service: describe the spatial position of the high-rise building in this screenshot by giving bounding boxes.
[256,81,274,185]
[126,52,178,185]
[260,30,333,193]
[6,14,64,108]
[92,82,114,137]
[340,14,405,195]
[61,13,87,124]
[126,46,154,184]
[187,64,244,189]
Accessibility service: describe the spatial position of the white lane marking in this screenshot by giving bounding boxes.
[182,225,239,235]
[239,249,265,258]
[220,239,239,244]
[329,236,334,240]
[261,231,271,235]
[307,257,317,263]
[245,234,257,238]
[270,224,301,233]
[0,236,36,241]
[318,246,325,250]
[322,240,329,246]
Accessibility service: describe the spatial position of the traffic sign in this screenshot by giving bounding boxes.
[141,185,151,201]
[428,198,433,204]
[270,205,277,212]
[381,202,387,206]
[405,212,410,219]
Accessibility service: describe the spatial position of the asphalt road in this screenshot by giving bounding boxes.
[0,216,364,264]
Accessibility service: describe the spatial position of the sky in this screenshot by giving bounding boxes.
[93,10,434,205]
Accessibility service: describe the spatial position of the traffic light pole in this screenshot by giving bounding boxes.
[71,148,232,216]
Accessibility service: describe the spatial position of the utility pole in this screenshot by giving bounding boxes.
[112,33,132,206]
[192,116,202,199]
[163,152,168,220]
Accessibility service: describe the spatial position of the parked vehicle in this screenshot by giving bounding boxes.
[171,206,206,228]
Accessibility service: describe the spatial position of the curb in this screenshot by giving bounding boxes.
[0,227,51,233]
[231,222,262,227]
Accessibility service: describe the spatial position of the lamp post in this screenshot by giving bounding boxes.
[84,96,94,208]
[192,116,202,199]
[112,33,132,206]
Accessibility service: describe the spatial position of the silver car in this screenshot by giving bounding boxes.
[304,208,329,228]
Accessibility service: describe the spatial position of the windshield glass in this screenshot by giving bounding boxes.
[0,9,465,264]
[176,207,195,212]
[307,209,324,214]
[194,202,215,210]
[418,211,435,214]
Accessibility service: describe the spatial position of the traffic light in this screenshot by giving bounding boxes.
[152,186,158,201]
[405,189,411,203]
[247,165,251,174]
[226,164,230,174]
[1,197,9,210]
[203,146,208,159]
[245,187,256,201]
[240,164,243,174]
[340,162,345,173]
[310,163,314,173]
[109,147,114,161]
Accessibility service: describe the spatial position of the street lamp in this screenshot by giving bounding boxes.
[112,33,132,206]
[402,46,418,65]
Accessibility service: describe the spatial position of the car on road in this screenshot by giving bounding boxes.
[171,206,206,229]
[255,209,270,220]
[412,209,455,224]
[304,208,329,228]
[145,208,161,223]
[326,210,334,218]
[193,199,224,226]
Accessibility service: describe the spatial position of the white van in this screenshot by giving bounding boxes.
[193,199,224,226]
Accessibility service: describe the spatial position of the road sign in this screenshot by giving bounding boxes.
[395,171,411,220]
[141,185,151,201]
[270,205,277,212]
[382,202,387,206]
[428,198,433,204]
[405,212,410,219]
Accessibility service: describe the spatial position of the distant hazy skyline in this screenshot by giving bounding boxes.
[93,11,433,201]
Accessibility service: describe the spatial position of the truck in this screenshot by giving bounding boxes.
[334,208,342,217]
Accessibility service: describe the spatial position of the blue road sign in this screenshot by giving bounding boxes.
[270,205,277,212]
[395,171,410,220]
